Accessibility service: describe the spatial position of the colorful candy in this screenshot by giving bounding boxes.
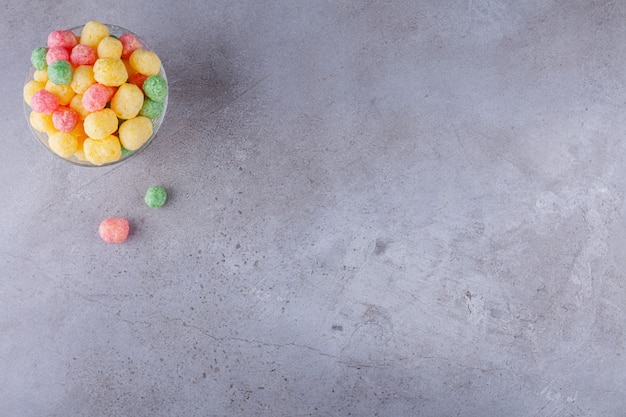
[83,134,122,165]
[98,217,130,243]
[47,60,73,85]
[26,21,168,165]
[31,47,48,70]
[69,94,90,118]
[70,65,95,94]
[129,49,161,76]
[29,111,56,134]
[23,80,45,105]
[80,21,109,49]
[142,75,168,103]
[52,107,80,132]
[48,131,78,158]
[45,79,75,105]
[46,47,70,64]
[70,44,97,66]
[47,30,78,49]
[82,83,111,112]
[128,72,148,88]
[93,58,128,86]
[110,83,144,119]
[97,37,123,59]
[118,116,153,150]
[84,108,118,140]
[33,69,48,82]
[144,186,167,208]
[119,33,142,59]
[30,89,59,114]
[139,98,164,119]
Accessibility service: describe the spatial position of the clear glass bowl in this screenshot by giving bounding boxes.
[24,23,168,167]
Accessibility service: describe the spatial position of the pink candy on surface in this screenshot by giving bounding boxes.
[99,217,130,243]
[70,44,97,66]
[119,33,142,59]
[30,89,59,114]
[52,107,79,132]
[82,83,116,112]
[46,47,70,64]
[47,30,78,49]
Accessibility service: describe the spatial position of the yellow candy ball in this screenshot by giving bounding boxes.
[110,83,144,120]
[84,108,118,140]
[70,121,88,141]
[33,69,48,82]
[83,135,122,165]
[74,148,87,161]
[69,94,90,119]
[97,36,123,59]
[80,20,110,50]
[93,58,128,87]
[45,80,75,106]
[118,116,153,151]
[129,49,161,76]
[70,65,95,94]
[23,80,45,105]
[29,111,57,134]
[48,131,78,158]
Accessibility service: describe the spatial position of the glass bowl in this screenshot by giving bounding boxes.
[24,23,168,167]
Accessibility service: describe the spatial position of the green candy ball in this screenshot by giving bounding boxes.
[31,47,48,70]
[139,98,164,119]
[145,186,167,208]
[142,75,168,103]
[47,60,72,85]
[121,147,134,157]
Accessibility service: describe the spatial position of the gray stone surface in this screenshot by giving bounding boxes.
[2,0,626,416]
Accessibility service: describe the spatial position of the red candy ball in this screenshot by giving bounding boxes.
[30,89,59,114]
[52,107,79,132]
[128,73,148,88]
[99,217,130,243]
[48,30,78,49]
[119,33,142,59]
[46,47,70,64]
[70,44,97,66]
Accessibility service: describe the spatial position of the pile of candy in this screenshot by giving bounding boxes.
[24,21,168,166]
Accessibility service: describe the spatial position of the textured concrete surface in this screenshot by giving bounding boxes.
[3,0,626,416]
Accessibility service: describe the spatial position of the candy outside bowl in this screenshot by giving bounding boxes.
[23,23,168,167]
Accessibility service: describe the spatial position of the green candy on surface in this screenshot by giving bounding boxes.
[145,186,167,208]
[47,60,72,85]
[142,75,168,103]
[31,47,48,70]
[139,98,164,119]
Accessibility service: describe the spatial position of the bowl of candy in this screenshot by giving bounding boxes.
[23,21,168,166]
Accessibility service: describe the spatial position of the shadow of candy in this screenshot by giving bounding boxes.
[143,29,272,172]
[158,36,248,136]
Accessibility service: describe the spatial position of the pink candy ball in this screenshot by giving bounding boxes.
[119,33,142,59]
[99,217,130,243]
[52,107,79,132]
[82,83,114,112]
[47,30,78,49]
[46,47,70,64]
[70,44,97,66]
[30,89,59,114]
